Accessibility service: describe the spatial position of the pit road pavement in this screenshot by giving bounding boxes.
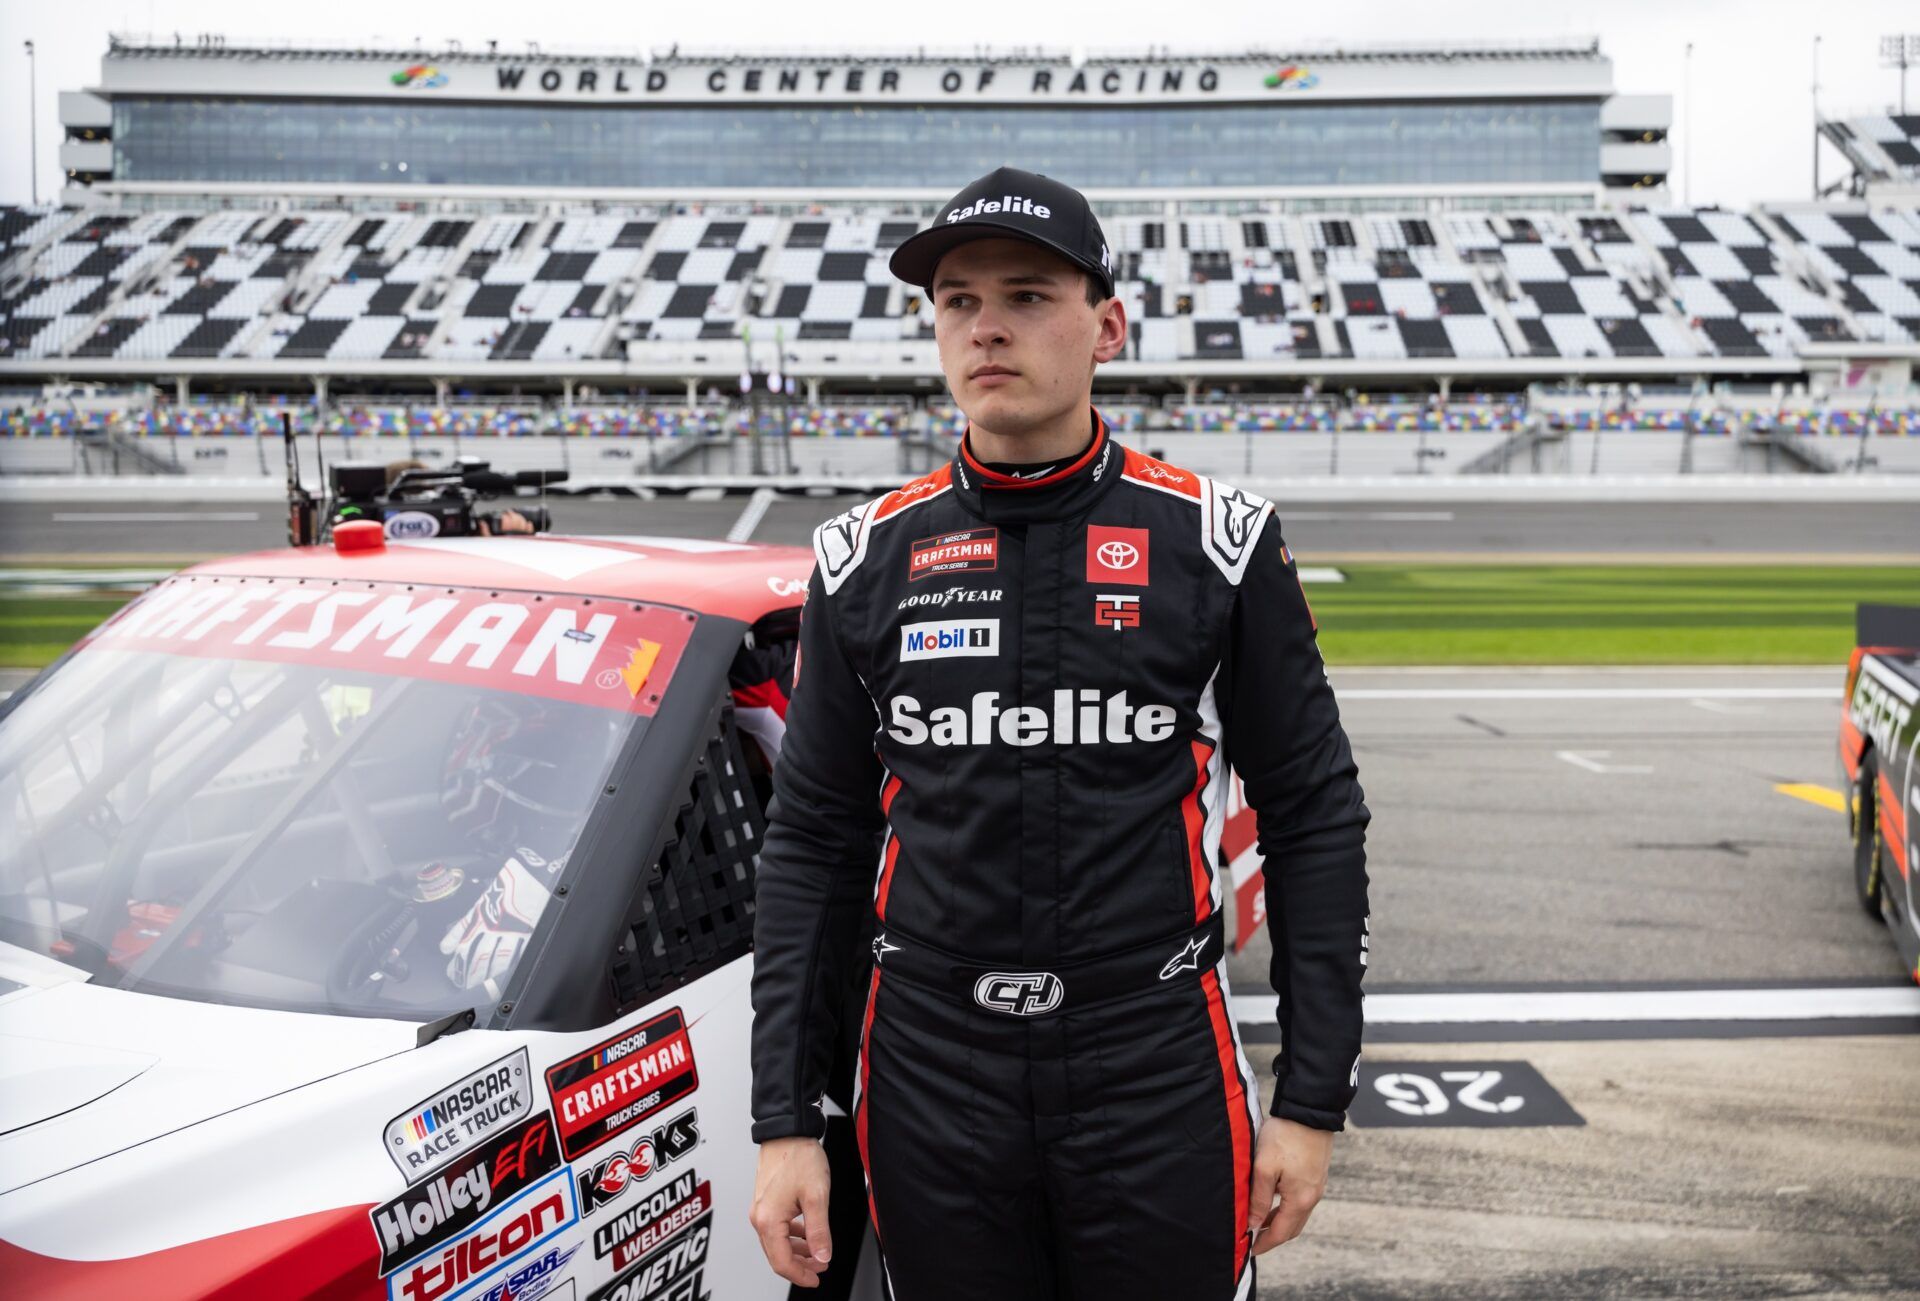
[1229,667,1918,1298]
[6,497,1919,563]
[3,644,1913,1294]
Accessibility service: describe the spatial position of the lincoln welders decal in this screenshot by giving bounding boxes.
[545,1007,699,1161]
[595,1171,713,1270]
[586,1211,713,1301]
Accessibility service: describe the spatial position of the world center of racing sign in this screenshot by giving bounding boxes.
[83,576,694,715]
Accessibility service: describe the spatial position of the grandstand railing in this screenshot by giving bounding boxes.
[4,394,1916,440]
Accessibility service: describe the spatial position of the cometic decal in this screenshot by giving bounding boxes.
[382,1049,535,1182]
[545,1008,700,1161]
[585,1212,713,1301]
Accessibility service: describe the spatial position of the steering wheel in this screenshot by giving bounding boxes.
[324,896,414,1007]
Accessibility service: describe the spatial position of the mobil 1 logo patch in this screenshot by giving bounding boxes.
[1351,1061,1583,1128]
[384,1048,533,1181]
[899,618,998,661]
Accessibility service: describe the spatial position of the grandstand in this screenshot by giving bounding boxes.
[4,35,1918,479]
[1820,112,1920,203]
[6,197,1919,375]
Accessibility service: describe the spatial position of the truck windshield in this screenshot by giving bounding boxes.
[0,575,692,1021]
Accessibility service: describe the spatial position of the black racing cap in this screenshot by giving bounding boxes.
[888,166,1115,301]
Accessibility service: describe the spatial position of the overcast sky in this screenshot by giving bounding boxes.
[3,0,1917,208]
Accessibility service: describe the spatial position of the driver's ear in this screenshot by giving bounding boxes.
[1093,292,1127,365]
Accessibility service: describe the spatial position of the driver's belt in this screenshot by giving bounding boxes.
[869,911,1226,1018]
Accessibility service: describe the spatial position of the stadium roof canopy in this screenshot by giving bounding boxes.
[61,34,1666,202]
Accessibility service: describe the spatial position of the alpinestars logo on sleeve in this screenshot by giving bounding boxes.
[819,508,863,578]
[1201,480,1272,584]
[1216,487,1261,549]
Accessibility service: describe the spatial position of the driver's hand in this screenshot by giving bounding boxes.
[480,509,535,537]
[1248,1115,1335,1254]
[439,854,551,996]
[749,1136,832,1288]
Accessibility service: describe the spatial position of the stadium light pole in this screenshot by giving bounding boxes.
[1880,34,1920,115]
[1812,35,1822,200]
[1682,42,1693,207]
[23,40,37,206]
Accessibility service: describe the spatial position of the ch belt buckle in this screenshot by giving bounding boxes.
[972,971,1065,1016]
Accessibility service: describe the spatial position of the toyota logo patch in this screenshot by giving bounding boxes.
[1086,525,1150,586]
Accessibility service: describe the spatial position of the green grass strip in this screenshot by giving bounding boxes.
[1309,565,1920,665]
[0,596,132,668]
[0,566,1915,671]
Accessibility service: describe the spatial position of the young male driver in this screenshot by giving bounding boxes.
[748,166,1371,1300]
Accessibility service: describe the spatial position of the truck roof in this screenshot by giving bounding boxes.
[1858,603,1920,654]
[182,534,812,625]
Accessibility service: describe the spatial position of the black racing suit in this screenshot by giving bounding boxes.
[750,408,1371,1301]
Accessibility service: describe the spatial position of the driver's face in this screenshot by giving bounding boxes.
[931,238,1106,437]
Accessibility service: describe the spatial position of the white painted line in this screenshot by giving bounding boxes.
[1689,697,1758,715]
[52,511,260,523]
[1343,687,1840,701]
[1231,986,1920,1026]
[8,473,1920,505]
[1284,511,1457,522]
[726,487,776,544]
[1296,566,1346,584]
[0,568,173,587]
[1556,749,1653,774]
[568,535,748,553]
